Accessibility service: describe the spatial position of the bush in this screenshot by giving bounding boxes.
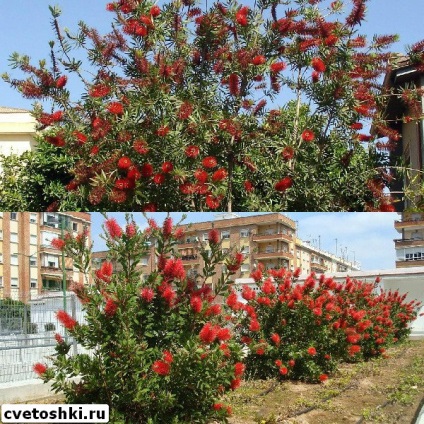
[35,216,244,423]
[230,267,420,382]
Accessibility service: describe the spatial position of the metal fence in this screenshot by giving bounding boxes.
[0,294,87,385]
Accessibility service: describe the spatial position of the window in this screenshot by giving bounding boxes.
[241,245,250,254]
[0,276,3,287]
[222,248,229,254]
[221,230,230,239]
[30,258,37,267]
[41,231,57,247]
[42,254,59,268]
[0,230,2,240]
[73,222,78,232]
[265,245,274,253]
[0,253,2,263]
[241,263,250,273]
[11,254,19,265]
[10,232,18,243]
[30,278,37,288]
[240,229,249,238]
[30,213,37,223]
[30,234,37,245]
[10,212,17,220]
[202,233,209,242]
[141,257,149,266]
[11,278,18,287]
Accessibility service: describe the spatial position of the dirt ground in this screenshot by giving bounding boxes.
[226,339,424,424]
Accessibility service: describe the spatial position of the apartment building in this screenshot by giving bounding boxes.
[0,212,91,302]
[394,212,424,267]
[92,213,359,287]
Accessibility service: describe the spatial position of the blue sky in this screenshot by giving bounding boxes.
[1,0,423,109]
[90,212,400,271]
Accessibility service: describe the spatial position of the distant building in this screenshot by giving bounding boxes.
[92,213,359,288]
[0,107,36,158]
[0,212,91,302]
[383,58,424,210]
[394,212,424,267]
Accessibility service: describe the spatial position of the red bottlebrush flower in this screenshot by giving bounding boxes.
[230,378,241,390]
[217,327,231,341]
[157,125,170,137]
[235,6,249,26]
[33,363,48,376]
[252,55,266,65]
[348,345,361,356]
[54,333,64,344]
[104,298,118,317]
[346,333,361,344]
[213,403,223,411]
[228,73,240,96]
[178,101,193,120]
[199,322,218,344]
[346,1,366,26]
[141,163,154,178]
[162,216,173,237]
[325,34,338,46]
[249,319,260,332]
[150,5,161,17]
[194,169,208,183]
[185,145,200,158]
[133,139,149,155]
[288,359,296,367]
[293,268,301,278]
[244,180,254,192]
[73,131,88,145]
[275,176,293,192]
[107,102,124,115]
[100,261,113,278]
[202,156,218,169]
[311,57,326,73]
[163,258,186,280]
[307,347,317,356]
[152,360,170,376]
[56,310,77,331]
[271,333,281,345]
[51,111,63,121]
[128,167,142,180]
[319,374,328,382]
[242,285,256,301]
[205,195,222,210]
[208,229,219,245]
[205,304,221,316]
[312,71,320,83]
[161,161,174,173]
[270,61,286,73]
[282,146,295,161]
[279,367,288,376]
[105,218,123,238]
[161,284,176,305]
[301,129,315,142]
[350,122,363,130]
[190,295,203,313]
[153,173,165,185]
[118,156,132,170]
[51,238,65,250]
[275,360,282,367]
[141,287,155,302]
[234,362,245,377]
[212,168,227,182]
[163,350,173,364]
[89,84,111,98]
[56,75,68,88]
[126,222,137,237]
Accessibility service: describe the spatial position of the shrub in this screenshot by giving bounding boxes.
[35,216,243,423]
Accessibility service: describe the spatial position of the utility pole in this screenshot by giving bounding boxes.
[61,215,67,313]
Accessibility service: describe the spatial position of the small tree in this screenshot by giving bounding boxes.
[4,0,424,211]
[35,216,244,423]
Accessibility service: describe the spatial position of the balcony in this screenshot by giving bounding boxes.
[177,242,197,249]
[394,238,424,248]
[311,263,327,272]
[181,255,200,264]
[394,219,424,230]
[253,251,293,260]
[396,259,424,268]
[252,233,292,243]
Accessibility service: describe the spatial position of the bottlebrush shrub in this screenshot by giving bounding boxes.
[3,1,424,211]
[37,216,244,423]
[230,267,420,383]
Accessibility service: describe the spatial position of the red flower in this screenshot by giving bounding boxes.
[281,146,294,161]
[319,374,328,382]
[178,102,193,120]
[212,168,227,182]
[153,173,165,185]
[163,258,186,280]
[228,73,240,96]
[96,261,113,282]
[141,287,155,302]
[288,359,296,367]
[307,347,317,356]
[190,295,203,313]
[348,345,361,356]
[141,163,154,177]
[234,362,245,377]
[152,360,170,376]
[275,177,293,192]
[185,145,200,158]
[301,129,315,142]
[161,161,174,173]
[54,333,64,344]
[311,57,326,73]
[194,169,208,183]
[133,139,149,155]
[105,218,123,238]
[33,363,48,376]
[51,238,65,250]
[217,327,231,341]
[104,298,118,317]
[312,71,320,83]
[270,61,286,73]
[73,131,87,145]
[271,333,281,345]
[89,84,111,98]
[279,367,288,375]
[56,75,68,88]
[230,378,241,390]
[150,5,161,16]
[163,350,173,364]
[107,102,124,115]
[118,156,132,170]
[157,125,170,137]
[244,180,254,192]
[56,310,77,331]
[249,319,260,332]
[199,322,218,344]
[205,195,222,210]
[126,223,137,237]
[242,285,256,301]
[252,55,266,65]
[235,6,249,26]
[208,229,219,245]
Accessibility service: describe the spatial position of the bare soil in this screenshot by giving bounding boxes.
[226,340,424,424]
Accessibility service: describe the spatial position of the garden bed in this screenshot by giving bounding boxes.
[226,339,424,424]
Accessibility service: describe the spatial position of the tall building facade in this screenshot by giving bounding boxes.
[0,212,91,301]
[93,213,359,287]
[394,212,424,267]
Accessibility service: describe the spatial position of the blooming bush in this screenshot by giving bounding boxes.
[34,216,244,423]
[4,0,424,211]
[230,267,420,382]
